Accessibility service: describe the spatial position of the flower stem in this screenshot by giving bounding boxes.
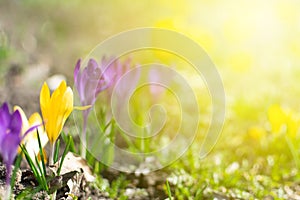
[51,191,56,200]
[49,143,57,199]
[50,141,56,165]
[81,116,87,159]
[285,135,300,168]
[5,184,11,200]
[5,165,11,200]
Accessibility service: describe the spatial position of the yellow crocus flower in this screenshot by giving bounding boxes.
[248,126,266,140]
[40,80,73,144]
[268,104,287,133]
[268,104,300,137]
[14,106,48,162]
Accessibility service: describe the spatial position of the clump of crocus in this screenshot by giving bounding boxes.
[74,57,140,157]
[14,106,48,164]
[74,59,108,114]
[74,58,110,158]
[0,102,39,199]
[40,80,73,165]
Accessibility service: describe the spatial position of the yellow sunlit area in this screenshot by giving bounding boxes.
[1,0,300,199]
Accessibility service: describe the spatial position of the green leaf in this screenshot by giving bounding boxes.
[62,131,76,153]
[33,153,48,191]
[166,180,172,200]
[54,139,60,163]
[20,145,42,186]
[37,130,47,176]
[20,144,48,191]
[285,135,300,168]
[194,184,207,200]
[10,152,23,191]
[57,135,71,175]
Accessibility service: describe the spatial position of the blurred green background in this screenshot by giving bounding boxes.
[1,0,300,105]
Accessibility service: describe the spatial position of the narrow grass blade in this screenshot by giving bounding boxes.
[103,120,113,133]
[54,139,60,163]
[57,135,71,175]
[195,184,207,200]
[37,130,47,176]
[166,180,172,200]
[62,131,76,153]
[285,135,300,168]
[20,145,43,189]
[10,152,23,191]
[33,153,48,191]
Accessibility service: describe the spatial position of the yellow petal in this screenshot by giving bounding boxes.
[268,104,287,133]
[40,82,50,123]
[24,131,48,165]
[37,148,47,164]
[54,83,73,143]
[40,82,53,143]
[57,80,67,93]
[28,112,43,127]
[74,105,92,110]
[26,112,47,146]
[40,80,75,144]
[286,114,299,138]
[14,107,49,162]
[59,87,74,135]
[48,81,67,143]
[28,112,45,139]
[248,126,266,140]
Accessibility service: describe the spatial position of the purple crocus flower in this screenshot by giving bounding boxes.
[74,58,108,117]
[101,56,140,99]
[148,67,172,98]
[74,57,140,158]
[102,57,141,122]
[0,103,38,190]
[74,58,110,158]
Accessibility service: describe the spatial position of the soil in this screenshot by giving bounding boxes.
[101,168,168,200]
[0,161,169,200]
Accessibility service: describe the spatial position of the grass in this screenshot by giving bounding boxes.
[6,72,300,199]
[68,101,300,199]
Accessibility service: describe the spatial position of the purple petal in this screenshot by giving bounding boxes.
[74,59,81,85]
[0,133,20,167]
[23,123,42,139]
[9,110,22,136]
[0,102,10,130]
[119,66,141,95]
[148,68,168,95]
[82,70,97,104]
[0,102,9,113]
[87,59,99,73]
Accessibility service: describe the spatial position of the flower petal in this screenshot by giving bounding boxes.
[27,112,45,140]
[13,106,29,135]
[1,133,20,165]
[0,103,10,132]
[10,110,22,136]
[74,105,92,110]
[23,123,42,138]
[61,87,74,125]
[74,59,81,86]
[40,82,50,121]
